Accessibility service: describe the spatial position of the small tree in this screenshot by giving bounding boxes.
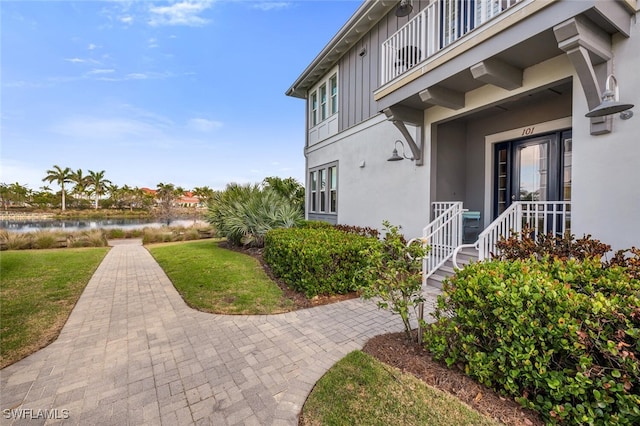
[361,221,429,341]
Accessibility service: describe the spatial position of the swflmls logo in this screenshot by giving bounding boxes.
[2,408,70,420]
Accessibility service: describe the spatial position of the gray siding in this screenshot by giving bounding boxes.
[338,1,430,131]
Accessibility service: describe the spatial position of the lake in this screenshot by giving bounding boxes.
[0,217,207,233]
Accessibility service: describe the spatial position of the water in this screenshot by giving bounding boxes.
[0,217,207,233]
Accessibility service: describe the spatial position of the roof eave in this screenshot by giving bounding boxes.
[286,0,396,99]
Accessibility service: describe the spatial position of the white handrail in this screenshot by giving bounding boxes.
[420,201,464,285]
[381,0,525,85]
[475,201,572,261]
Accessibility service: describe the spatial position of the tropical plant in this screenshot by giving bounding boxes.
[262,176,305,213]
[207,182,303,247]
[156,182,184,224]
[192,186,215,206]
[86,170,111,210]
[42,165,73,211]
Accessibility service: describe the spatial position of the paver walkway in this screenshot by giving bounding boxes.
[1,239,438,425]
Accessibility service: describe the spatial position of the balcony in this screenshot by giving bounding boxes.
[381,0,525,86]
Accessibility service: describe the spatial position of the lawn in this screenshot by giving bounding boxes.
[148,239,294,314]
[0,247,109,368]
[300,350,500,426]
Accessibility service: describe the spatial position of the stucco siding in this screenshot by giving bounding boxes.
[570,21,640,250]
[307,114,431,239]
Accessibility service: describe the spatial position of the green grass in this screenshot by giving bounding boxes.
[0,247,109,368]
[148,240,294,314]
[300,351,499,426]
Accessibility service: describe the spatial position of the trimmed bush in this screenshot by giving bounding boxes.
[423,257,640,425]
[263,227,378,297]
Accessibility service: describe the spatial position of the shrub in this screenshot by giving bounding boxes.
[334,224,380,239]
[0,230,32,250]
[495,226,611,261]
[423,257,640,425]
[360,221,428,340]
[296,220,334,230]
[207,183,303,247]
[263,227,378,297]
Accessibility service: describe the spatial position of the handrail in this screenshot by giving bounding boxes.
[420,201,464,285]
[381,0,525,85]
[475,201,571,261]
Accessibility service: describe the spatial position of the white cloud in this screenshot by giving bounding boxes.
[148,1,212,27]
[119,15,134,25]
[65,57,100,65]
[252,2,291,11]
[87,68,116,75]
[148,38,159,48]
[88,43,98,50]
[187,118,223,132]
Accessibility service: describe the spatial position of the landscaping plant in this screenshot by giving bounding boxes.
[263,226,378,297]
[360,221,429,341]
[206,183,303,247]
[424,231,640,425]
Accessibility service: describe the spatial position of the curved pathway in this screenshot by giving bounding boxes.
[1,239,438,425]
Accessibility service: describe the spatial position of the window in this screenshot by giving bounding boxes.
[319,169,326,212]
[310,171,317,212]
[308,68,338,129]
[310,91,318,127]
[329,166,337,213]
[309,163,338,215]
[330,74,338,115]
[320,84,327,121]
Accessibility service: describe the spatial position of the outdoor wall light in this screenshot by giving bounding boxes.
[395,0,413,17]
[387,140,414,162]
[585,74,634,119]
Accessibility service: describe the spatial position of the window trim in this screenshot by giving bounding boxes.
[308,162,338,216]
[308,67,338,130]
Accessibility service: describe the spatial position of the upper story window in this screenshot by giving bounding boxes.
[330,75,338,115]
[320,84,327,121]
[308,68,338,129]
[310,92,318,127]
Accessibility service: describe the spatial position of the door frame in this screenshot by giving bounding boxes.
[483,117,572,228]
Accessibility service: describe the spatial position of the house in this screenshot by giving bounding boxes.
[287,0,639,283]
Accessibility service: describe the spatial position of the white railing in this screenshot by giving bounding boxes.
[381,0,524,85]
[475,201,571,261]
[418,201,464,284]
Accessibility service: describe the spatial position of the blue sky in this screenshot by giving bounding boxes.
[1,0,361,192]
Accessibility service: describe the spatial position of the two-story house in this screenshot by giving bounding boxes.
[287,0,639,283]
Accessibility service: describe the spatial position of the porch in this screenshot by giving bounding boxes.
[421,200,571,288]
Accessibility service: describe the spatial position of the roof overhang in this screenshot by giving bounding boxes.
[285,0,396,99]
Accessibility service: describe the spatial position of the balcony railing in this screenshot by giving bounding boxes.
[381,0,524,85]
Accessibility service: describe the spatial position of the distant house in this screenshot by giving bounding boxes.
[287,0,639,284]
[141,188,201,208]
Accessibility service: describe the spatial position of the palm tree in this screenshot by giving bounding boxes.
[43,165,73,211]
[86,170,111,209]
[192,186,215,207]
[70,169,89,200]
[156,182,182,224]
[262,176,305,213]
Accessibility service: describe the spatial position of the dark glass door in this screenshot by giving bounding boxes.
[494,130,571,218]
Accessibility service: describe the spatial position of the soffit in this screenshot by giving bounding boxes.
[286,1,396,99]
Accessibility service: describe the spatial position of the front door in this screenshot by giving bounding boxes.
[494,130,572,218]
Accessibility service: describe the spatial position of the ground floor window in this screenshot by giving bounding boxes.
[309,162,338,216]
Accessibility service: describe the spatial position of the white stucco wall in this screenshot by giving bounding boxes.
[570,18,640,250]
[306,114,431,239]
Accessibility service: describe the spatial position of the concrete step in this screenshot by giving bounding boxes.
[425,247,479,290]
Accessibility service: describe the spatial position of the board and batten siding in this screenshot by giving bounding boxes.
[337,0,431,132]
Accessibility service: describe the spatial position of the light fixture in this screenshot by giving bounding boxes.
[387,140,414,162]
[395,0,413,17]
[585,74,634,119]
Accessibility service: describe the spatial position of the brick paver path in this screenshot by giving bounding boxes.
[1,240,438,425]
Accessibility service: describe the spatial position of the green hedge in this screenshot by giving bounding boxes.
[424,257,640,425]
[263,227,378,297]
